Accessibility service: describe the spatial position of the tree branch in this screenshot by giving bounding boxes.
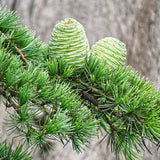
[0,31,28,63]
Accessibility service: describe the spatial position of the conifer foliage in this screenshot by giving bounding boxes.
[0,7,160,160]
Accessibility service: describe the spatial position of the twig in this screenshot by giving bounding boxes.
[79,88,116,131]
[81,90,98,106]
[102,112,116,131]
[2,92,19,113]
[0,31,28,63]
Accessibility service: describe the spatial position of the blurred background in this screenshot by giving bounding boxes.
[0,0,160,159]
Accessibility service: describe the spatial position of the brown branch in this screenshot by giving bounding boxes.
[81,90,98,106]
[2,90,19,113]
[102,112,116,131]
[79,89,116,131]
[0,31,28,63]
[79,81,114,102]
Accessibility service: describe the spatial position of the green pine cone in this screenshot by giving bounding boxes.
[49,18,89,68]
[90,37,127,68]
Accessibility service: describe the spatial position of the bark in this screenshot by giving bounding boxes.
[128,0,160,88]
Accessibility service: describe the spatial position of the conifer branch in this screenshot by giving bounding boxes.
[1,89,19,113]
[0,30,28,63]
[0,7,160,160]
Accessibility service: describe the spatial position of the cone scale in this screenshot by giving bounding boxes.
[91,37,127,68]
[49,18,89,68]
